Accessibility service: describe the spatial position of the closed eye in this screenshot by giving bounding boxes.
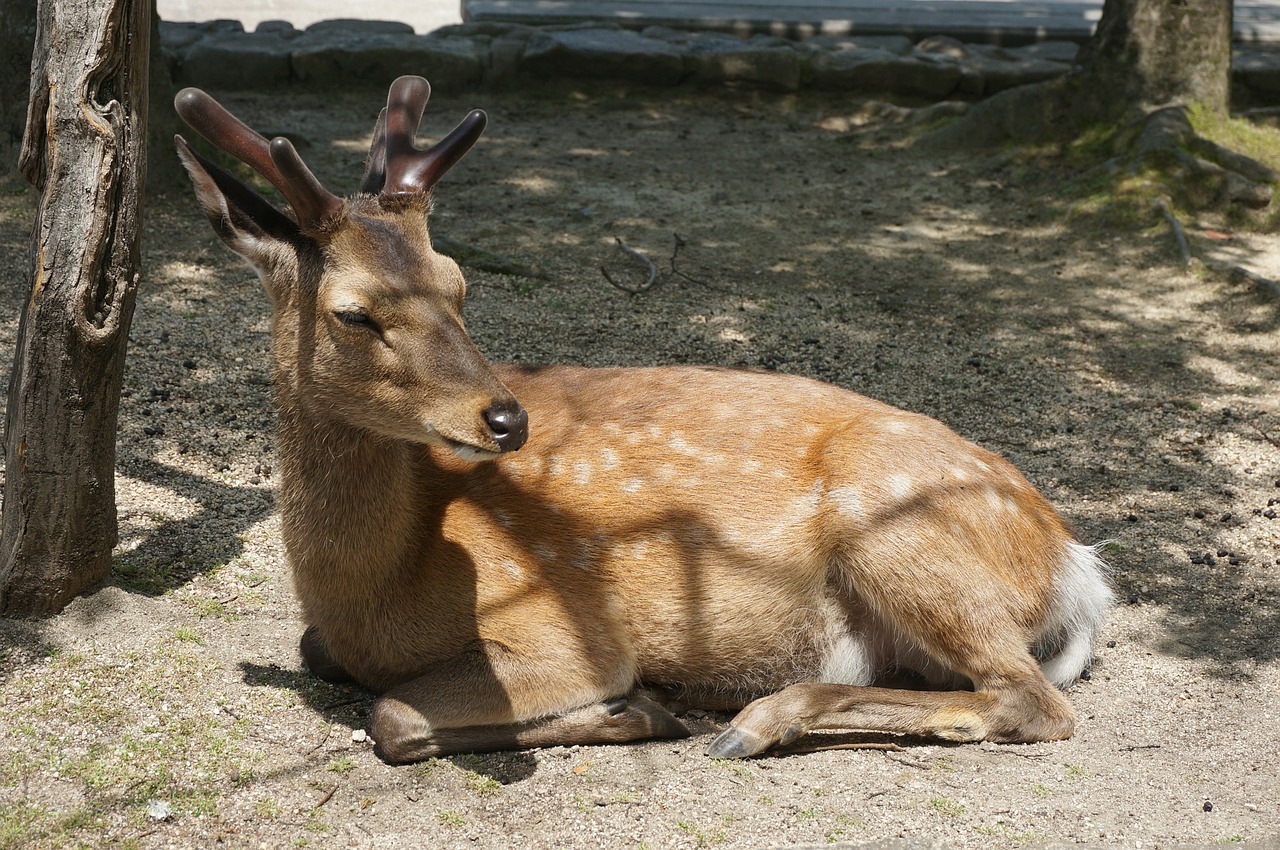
[333,309,381,334]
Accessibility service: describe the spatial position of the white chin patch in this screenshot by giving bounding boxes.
[448,443,501,463]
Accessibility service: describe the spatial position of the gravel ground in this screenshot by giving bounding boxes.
[1,83,1278,849]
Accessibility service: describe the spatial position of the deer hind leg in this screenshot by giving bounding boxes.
[707,667,1075,758]
[370,642,689,763]
[709,546,1079,757]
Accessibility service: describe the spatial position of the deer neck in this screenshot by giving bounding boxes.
[270,361,437,621]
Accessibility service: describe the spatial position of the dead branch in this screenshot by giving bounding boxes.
[601,237,658,294]
[1157,202,1192,266]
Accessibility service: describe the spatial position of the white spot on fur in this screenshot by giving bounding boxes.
[548,456,565,477]
[621,478,644,494]
[950,466,971,482]
[503,562,523,581]
[1036,541,1114,688]
[573,461,593,485]
[532,544,557,563]
[887,474,913,500]
[739,458,762,476]
[669,435,698,457]
[829,486,867,523]
[882,418,911,434]
[600,448,620,470]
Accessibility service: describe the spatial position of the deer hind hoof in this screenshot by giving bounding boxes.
[705,726,772,759]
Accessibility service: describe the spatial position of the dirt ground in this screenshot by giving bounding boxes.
[1,83,1278,850]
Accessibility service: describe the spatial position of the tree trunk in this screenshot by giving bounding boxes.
[0,0,37,172]
[923,0,1233,149]
[1,0,150,617]
[1075,0,1232,119]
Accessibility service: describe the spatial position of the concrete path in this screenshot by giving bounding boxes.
[158,0,1280,44]
[156,0,464,34]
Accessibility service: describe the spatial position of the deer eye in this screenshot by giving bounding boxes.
[333,309,380,333]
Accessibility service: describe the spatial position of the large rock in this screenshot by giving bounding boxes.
[684,34,802,90]
[1234,48,1280,96]
[812,48,961,99]
[181,33,293,88]
[520,29,685,85]
[290,33,483,90]
[304,19,415,35]
[938,43,1070,96]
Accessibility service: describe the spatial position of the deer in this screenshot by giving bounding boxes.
[173,77,1113,764]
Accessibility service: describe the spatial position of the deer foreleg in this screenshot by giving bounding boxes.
[369,644,689,762]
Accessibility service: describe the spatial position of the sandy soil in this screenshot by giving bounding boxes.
[1,83,1278,850]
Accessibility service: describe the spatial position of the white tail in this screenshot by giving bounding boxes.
[175,77,1112,762]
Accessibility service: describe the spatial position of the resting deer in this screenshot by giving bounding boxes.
[173,77,1112,763]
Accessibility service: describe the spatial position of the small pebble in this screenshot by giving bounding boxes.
[146,799,172,821]
[1203,800,1213,812]
[182,358,197,369]
[1193,510,1205,519]
[1106,640,1117,648]
[352,729,367,743]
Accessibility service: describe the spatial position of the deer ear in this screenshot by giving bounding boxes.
[175,134,304,275]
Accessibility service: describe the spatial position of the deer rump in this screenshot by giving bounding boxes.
[174,77,1112,763]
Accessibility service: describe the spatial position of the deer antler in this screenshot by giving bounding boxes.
[174,88,344,233]
[370,75,487,200]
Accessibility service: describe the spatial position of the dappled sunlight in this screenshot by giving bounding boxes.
[499,175,561,194]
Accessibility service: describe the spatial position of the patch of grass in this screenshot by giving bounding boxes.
[326,756,357,775]
[826,813,863,842]
[1189,102,1280,174]
[437,810,464,827]
[929,796,966,818]
[172,627,203,644]
[255,798,282,819]
[976,823,1047,844]
[463,770,501,796]
[676,819,728,847]
[1030,782,1053,798]
[1064,763,1091,780]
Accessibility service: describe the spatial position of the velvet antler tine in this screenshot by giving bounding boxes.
[410,110,488,193]
[382,76,432,197]
[175,87,343,233]
[379,76,486,198]
[358,107,390,195]
[174,88,280,186]
[269,138,345,231]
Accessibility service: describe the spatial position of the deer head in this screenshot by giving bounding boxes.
[173,77,528,460]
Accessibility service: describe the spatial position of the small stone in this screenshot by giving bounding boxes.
[1203,800,1213,812]
[146,799,173,821]
[1106,640,1117,648]
[182,358,197,369]
[143,425,165,437]
[1220,513,1233,522]
[352,729,367,743]
[1126,514,1138,522]
[1217,549,1229,557]
[1193,510,1205,519]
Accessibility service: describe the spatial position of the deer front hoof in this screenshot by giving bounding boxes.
[705,726,771,759]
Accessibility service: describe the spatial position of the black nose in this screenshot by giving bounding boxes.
[483,401,529,452]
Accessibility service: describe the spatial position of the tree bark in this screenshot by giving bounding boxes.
[923,0,1233,149]
[1075,0,1232,118]
[1,0,150,617]
[0,0,38,172]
